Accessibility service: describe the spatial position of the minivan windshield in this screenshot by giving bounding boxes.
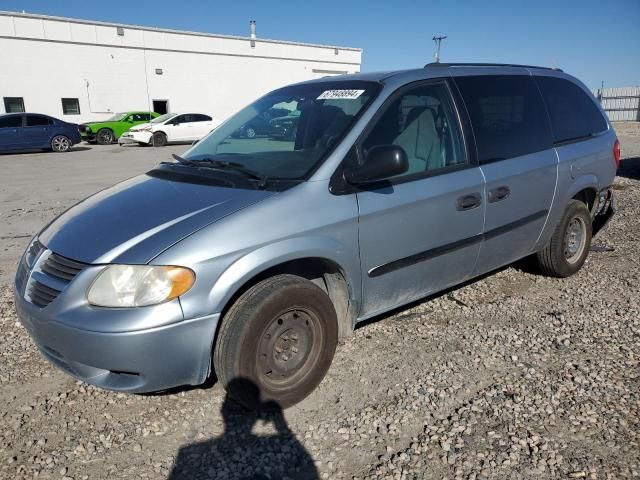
[180,81,379,181]
[152,113,177,124]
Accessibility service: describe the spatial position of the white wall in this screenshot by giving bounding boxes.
[0,12,362,123]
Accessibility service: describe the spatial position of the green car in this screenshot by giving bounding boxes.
[79,112,159,144]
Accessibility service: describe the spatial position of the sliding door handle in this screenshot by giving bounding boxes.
[488,186,511,203]
[456,192,482,211]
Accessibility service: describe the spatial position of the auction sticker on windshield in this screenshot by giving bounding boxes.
[317,89,365,100]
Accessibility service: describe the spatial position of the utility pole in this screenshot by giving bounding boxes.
[433,35,447,63]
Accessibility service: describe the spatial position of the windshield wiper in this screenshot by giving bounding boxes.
[167,154,268,188]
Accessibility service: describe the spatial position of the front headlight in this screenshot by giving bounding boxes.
[88,265,195,307]
[142,126,153,132]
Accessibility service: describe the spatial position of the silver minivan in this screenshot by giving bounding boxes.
[14,64,617,409]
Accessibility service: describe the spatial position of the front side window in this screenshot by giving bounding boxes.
[61,98,80,115]
[361,82,466,178]
[182,81,379,180]
[0,115,22,128]
[4,97,25,113]
[26,115,52,126]
[454,75,552,163]
[535,76,607,143]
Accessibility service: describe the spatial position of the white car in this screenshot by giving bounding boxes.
[120,112,220,146]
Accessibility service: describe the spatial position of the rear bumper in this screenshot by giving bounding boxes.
[593,188,616,236]
[14,285,220,393]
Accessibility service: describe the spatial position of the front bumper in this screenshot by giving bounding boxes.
[80,132,96,142]
[119,130,152,145]
[14,265,220,393]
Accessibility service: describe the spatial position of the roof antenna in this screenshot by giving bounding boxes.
[432,35,447,63]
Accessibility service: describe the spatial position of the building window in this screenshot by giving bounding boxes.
[4,97,25,113]
[61,98,81,115]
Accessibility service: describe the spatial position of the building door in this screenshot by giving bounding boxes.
[152,100,169,115]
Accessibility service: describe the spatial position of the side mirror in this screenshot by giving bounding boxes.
[344,145,409,184]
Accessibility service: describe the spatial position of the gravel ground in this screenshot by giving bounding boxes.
[1,126,639,480]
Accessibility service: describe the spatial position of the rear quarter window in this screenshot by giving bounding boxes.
[535,76,607,144]
[454,75,552,163]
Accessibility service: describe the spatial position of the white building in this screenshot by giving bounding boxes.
[0,11,362,123]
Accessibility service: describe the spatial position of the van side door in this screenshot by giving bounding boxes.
[453,74,557,274]
[354,80,485,319]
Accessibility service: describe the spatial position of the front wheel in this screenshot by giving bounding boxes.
[214,274,338,410]
[536,200,592,277]
[244,126,256,138]
[152,132,167,147]
[51,135,71,152]
[96,128,114,145]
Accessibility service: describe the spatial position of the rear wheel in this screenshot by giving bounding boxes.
[536,200,592,277]
[214,274,338,410]
[152,132,167,147]
[96,128,114,145]
[51,135,71,152]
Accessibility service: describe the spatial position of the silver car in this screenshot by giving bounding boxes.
[14,63,617,409]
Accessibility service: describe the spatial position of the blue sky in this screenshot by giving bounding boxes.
[2,0,639,89]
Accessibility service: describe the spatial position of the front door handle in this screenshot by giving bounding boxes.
[456,192,482,211]
[488,186,511,203]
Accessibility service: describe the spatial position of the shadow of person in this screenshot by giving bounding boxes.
[168,378,318,480]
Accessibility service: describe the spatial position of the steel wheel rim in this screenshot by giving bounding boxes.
[53,136,69,151]
[256,308,322,390]
[564,216,586,263]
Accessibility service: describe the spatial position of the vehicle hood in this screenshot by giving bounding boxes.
[38,174,276,264]
[129,122,152,131]
[80,121,115,126]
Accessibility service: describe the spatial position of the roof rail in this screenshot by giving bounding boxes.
[424,62,563,72]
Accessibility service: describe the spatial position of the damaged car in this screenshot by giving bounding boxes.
[15,64,617,409]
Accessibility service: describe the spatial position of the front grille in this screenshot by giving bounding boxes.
[26,252,88,308]
[15,259,29,293]
[29,280,62,308]
[41,253,86,281]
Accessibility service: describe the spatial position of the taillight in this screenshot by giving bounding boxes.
[613,138,621,170]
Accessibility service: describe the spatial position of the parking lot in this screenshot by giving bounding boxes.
[1,128,639,479]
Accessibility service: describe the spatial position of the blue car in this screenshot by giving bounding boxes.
[0,113,82,153]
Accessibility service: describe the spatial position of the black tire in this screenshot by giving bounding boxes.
[152,132,167,147]
[51,135,71,152]
[214,274,338,410]
[536,200,592,277]
[96,128,114,145]
[244,126,256,138]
